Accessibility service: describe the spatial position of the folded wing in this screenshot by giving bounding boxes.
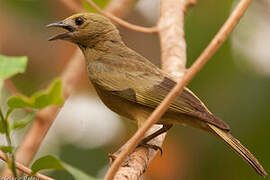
[88,55,230,130]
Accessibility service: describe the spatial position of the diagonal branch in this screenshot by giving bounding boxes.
[86,0,158,33]
[0,151,54,180]
[58,0,85,13]
[105,0,252,179]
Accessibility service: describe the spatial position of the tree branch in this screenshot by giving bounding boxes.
[158,0,194,79]
[105,0,251,179]
[104,0,135,17]
[86,0,158,33]
[0,151,54,180]
[58,0,85,13]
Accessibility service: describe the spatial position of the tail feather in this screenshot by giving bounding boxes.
[208,124,267,177]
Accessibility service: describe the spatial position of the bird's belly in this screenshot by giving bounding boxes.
[92,82,205,129]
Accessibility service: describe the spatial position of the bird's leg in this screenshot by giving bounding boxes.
[137,124,173,155]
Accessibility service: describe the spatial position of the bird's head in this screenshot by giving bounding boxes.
[47,13,121,48]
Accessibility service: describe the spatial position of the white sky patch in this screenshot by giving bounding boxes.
[51,94,125,149]
[29,93,126,160]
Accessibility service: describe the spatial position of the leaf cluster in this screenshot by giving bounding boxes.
[0,54,95,179]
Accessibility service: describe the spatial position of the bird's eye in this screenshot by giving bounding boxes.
[75,17,84,26]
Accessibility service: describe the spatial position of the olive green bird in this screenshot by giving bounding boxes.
[47,13,267,177]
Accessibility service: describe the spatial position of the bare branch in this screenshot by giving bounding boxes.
[0,151,54,180]
[105,0,252,179]
[105,0,136,17]
[58,0,84,13]
[158,0,190,80]
[185,0,197,11]
[111,125,166,180]
[86,0,158,33]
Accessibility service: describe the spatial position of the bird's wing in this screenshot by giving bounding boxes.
[87,56,230,130]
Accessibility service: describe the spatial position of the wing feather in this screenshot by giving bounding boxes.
[87,56,230,130]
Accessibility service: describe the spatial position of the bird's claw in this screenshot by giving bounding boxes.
[108,153,117,164]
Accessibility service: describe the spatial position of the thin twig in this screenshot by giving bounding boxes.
[86,0,158,34]
[0,151,54,180]
[58,0,84,13]
[104,0,252,179]
[185,0,197,11]
[104,0,136,17]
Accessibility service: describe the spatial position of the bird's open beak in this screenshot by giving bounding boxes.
[46,21,75,41]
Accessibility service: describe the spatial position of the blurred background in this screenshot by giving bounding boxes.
[0,0,269,179]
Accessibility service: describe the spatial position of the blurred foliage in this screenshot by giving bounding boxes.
[49,145,108,180]
[1,0,51,21]
[8,79,63,109]
[31,155,96,180]
[81,0,110,12]
[10,111,34,130]
[0,55,27,88]
[0,54,65,178]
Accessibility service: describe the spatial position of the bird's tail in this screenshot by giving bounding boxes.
[208,124,267,177]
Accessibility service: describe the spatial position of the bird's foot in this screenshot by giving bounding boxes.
[108,153,118,164]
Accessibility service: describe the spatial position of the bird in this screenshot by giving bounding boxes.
[47,13,267,177]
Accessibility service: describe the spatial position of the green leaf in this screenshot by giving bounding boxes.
[0,109,7,133]
[81,0,110,12]
[31,155,96,180]
[31,155,64,174]
[0,145,15,154]
[0,120,6,133]
[0,54,27,89]
[7,79,63,110]
[10,111,35,130]
[0,54,27,80]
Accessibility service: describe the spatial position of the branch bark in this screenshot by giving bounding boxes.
[105,0,252,179]
[158,0,191,79]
